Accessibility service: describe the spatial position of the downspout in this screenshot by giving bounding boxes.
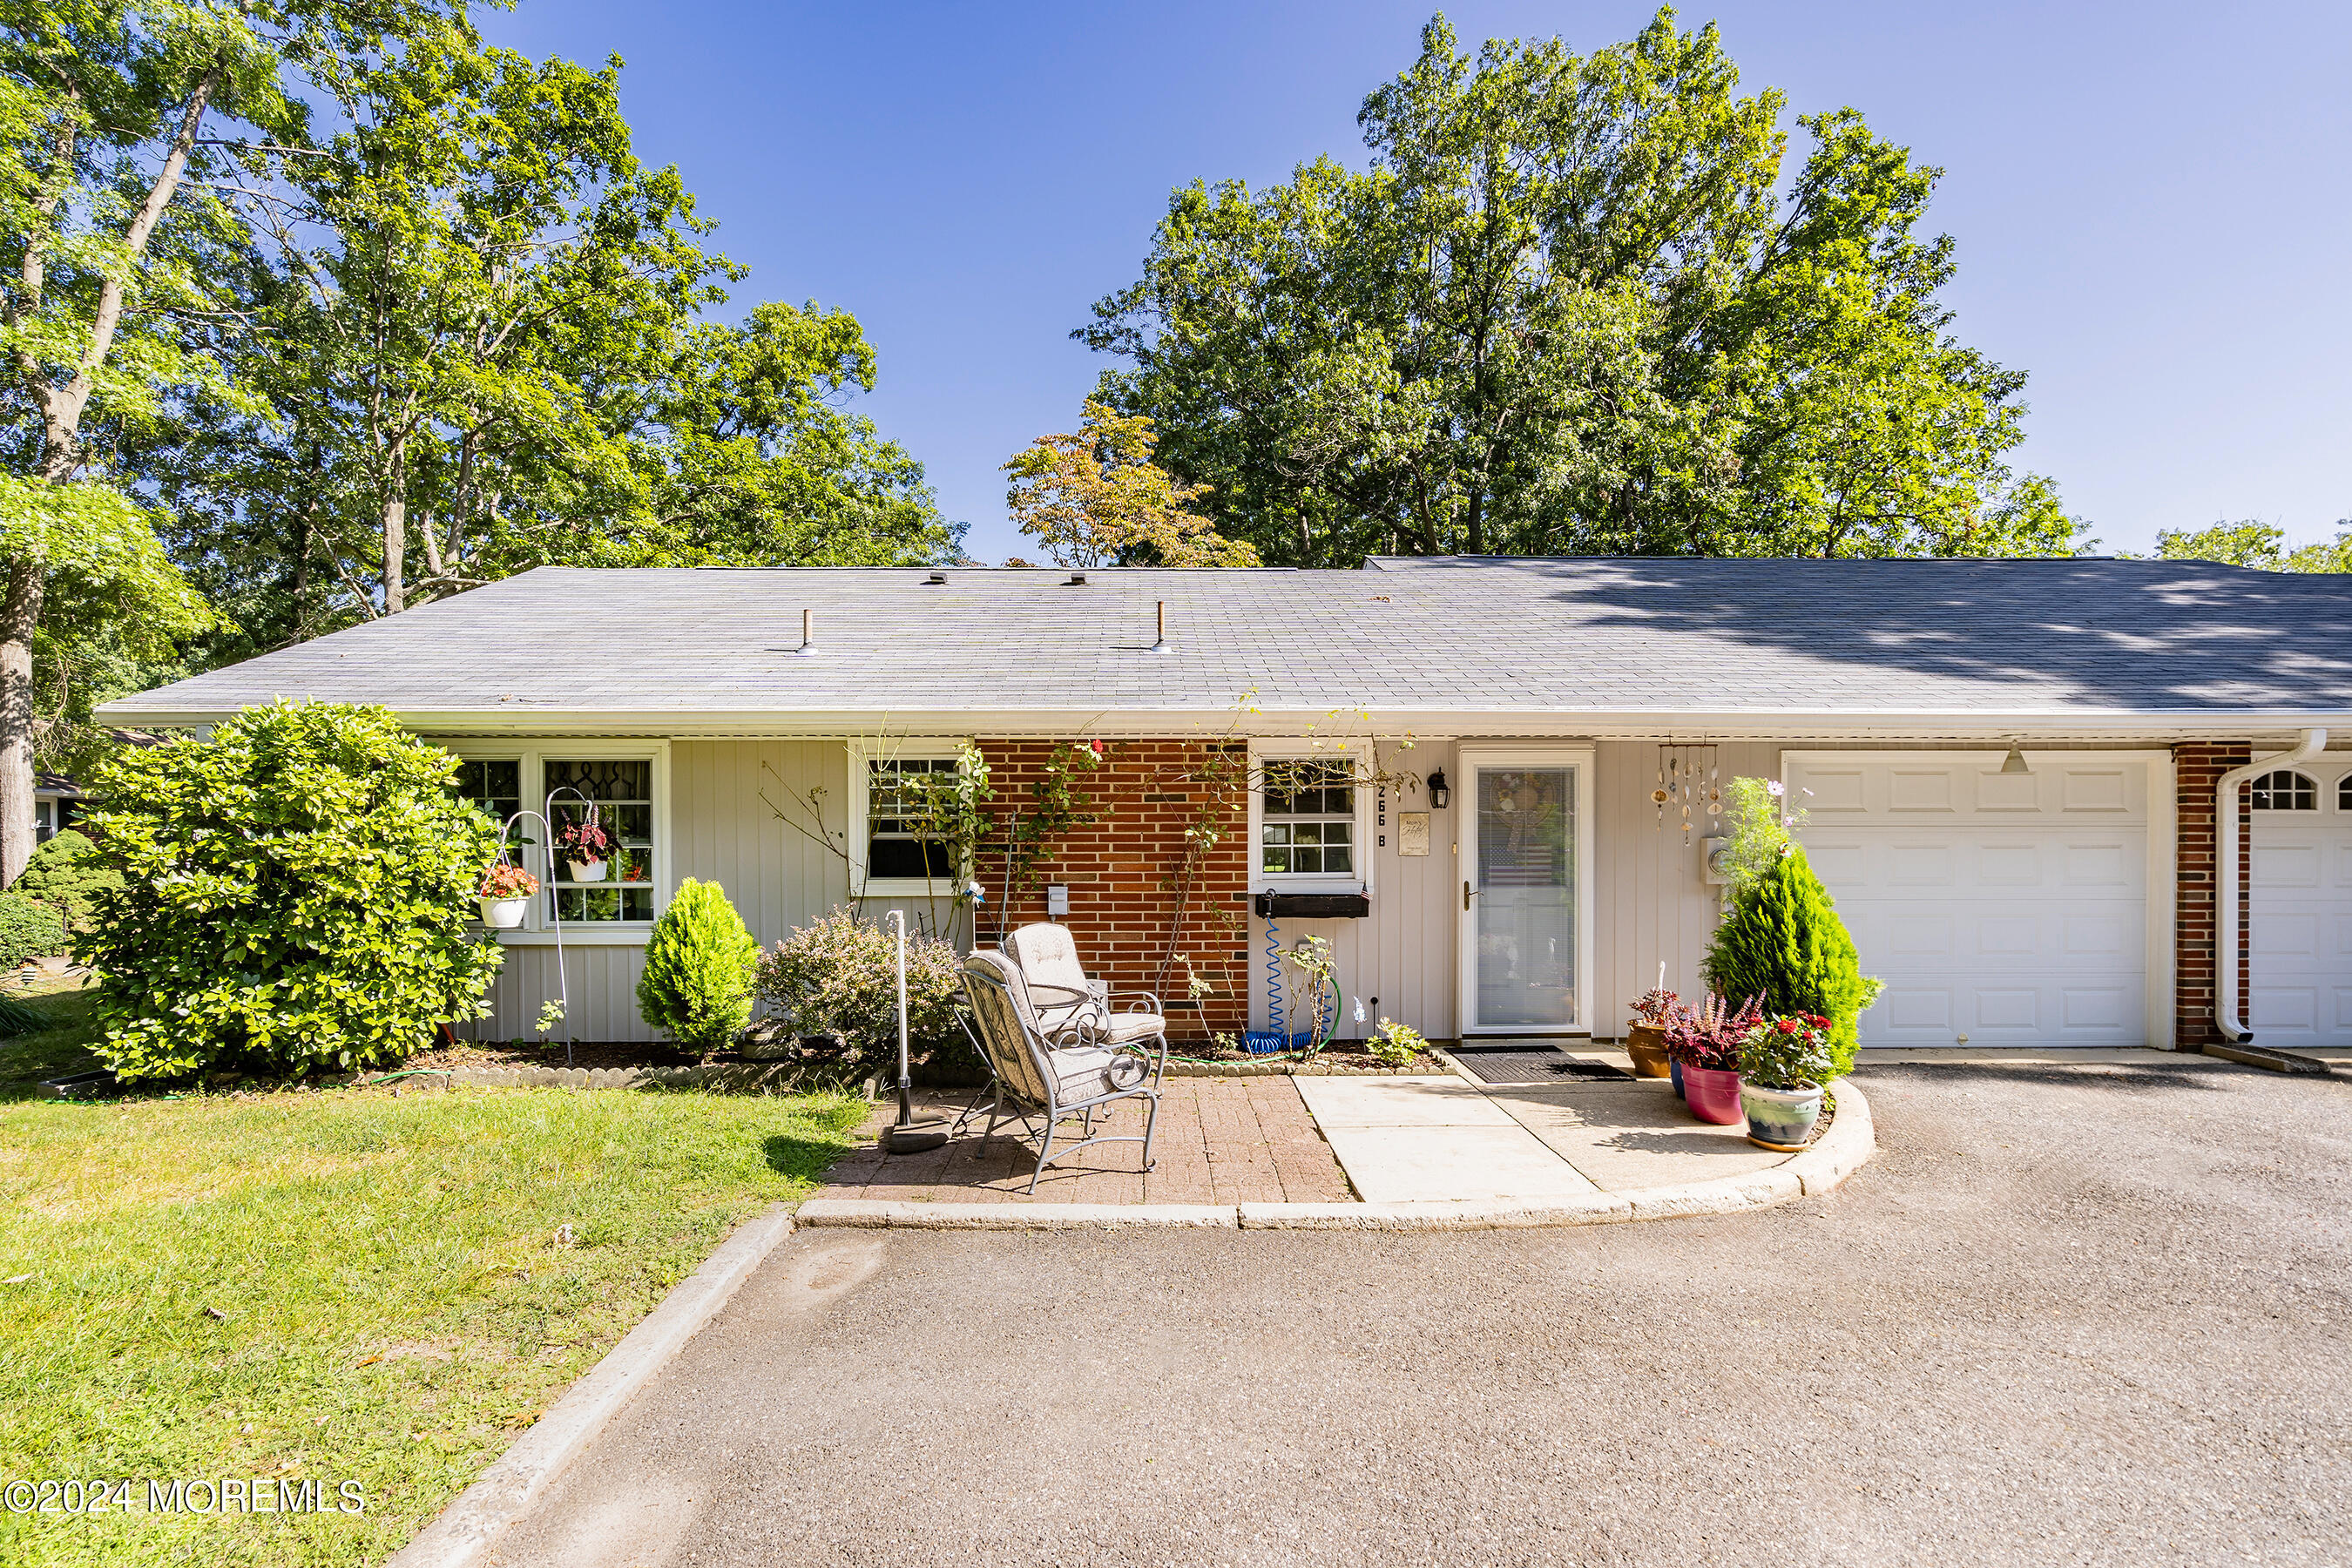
[2213,728,2326,1044]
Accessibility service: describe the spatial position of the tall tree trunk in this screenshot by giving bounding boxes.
[0,558,45,888]
[382,437,406,613]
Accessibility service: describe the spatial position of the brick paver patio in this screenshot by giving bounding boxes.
[820,1077,1352,1204]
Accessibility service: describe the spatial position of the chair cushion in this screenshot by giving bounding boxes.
[1049,1044,1145,1101]
[1006,923,1098,1032]
[1104,1013,1166,1044]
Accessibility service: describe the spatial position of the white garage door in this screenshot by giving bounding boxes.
[1783,754,2154,1049]
[2249,764,2352,1048]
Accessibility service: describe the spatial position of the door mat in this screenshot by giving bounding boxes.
[1447,1047,1632,1085]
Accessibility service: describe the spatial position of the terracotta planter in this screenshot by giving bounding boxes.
[1682,1064,1744,1125]
[1740,1081,1823,1150]
[477,896,529,929]
[566,857,607,883]
[1625,1023,1672,1078]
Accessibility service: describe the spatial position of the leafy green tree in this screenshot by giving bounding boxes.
[1003,398,1258,567]
[0,3,409,878]
[140,25,958,652]
[1703,847,1879,1076]
[1082,9,2076,567]
[78,699,504,1081]
[2150,519,2352,573]
[636,876,760,1052]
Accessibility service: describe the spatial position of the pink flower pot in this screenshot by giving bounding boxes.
[1682,1065,1744,1125]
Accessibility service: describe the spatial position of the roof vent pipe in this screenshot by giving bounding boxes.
[797,608,815,654]
[1152,599,1167,652]
[2213,727,2326,1044]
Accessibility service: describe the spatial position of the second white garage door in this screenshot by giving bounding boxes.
[1782,753,2160,1049]
[2249,761,2352,1048]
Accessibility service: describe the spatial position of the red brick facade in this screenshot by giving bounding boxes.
[970,740,1251,1043]
[2174,741,2252,1050]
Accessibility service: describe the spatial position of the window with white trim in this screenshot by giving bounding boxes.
[441,743,667,936]
[2249,769,2317,811]
[545,758,658,922]
[2341,774,2352,814]
[1260,759,1356,877]
[849,742,971,896]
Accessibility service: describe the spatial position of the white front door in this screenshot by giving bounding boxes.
[1458,747,1594,1035]
[2250,764,2352,1048]
[1783,753,2162,1049]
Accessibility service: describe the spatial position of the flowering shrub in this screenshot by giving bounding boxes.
[1629,987,1679,1027]
[754,908,975,1078]
[556,806,612,862]
[478,862,539,900]
[1740,1012,1835,1090]
[1663,992,1763,1071]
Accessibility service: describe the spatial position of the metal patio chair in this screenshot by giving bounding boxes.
[956,949,1160,1194]
[1002,921,1169,1091]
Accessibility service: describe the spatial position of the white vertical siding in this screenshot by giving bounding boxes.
[1591,740,1781,1036]
[1249,740,1462,1042]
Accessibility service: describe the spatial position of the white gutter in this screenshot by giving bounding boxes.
[2213,727,2327,1043]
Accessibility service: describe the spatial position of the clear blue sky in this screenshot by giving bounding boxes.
[483,2,2352,564]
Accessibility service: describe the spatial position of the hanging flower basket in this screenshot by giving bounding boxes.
[555,804,612,884]
[477,862,539,929]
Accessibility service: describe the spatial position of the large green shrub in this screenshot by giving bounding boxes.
[1703,846,1881,1076]
[80,700,504,1081]
[754,907,976,1079]
[637,877,760,1052]
[0,889,65,968]
[16,828,123,934]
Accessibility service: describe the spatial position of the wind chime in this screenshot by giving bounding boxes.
[1651,743,1722,837]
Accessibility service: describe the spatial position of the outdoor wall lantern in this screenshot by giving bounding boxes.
[1427,769,1451,809]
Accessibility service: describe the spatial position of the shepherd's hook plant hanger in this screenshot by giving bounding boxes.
[492,784,598,1067]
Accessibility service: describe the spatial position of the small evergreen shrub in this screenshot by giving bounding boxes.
[0,890,65,968]
[15,829,123,933]
[636,877,760,1053]
[1703,847,1881,1075]
[754,908,974,1079]
[79,700,505,1082]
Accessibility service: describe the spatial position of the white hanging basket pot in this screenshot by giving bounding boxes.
[478,896,531,929]
[567,857,607,883]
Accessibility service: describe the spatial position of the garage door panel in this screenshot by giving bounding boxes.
[1785,754,2150,1050]
[2249,798,2352,1047]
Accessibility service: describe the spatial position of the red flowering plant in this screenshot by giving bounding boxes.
[554,804,612,863]
[478,862,539,900]
[1629,988,1679,1027]
[1662,992,1763,1071]
[1739,1011,1835,1091]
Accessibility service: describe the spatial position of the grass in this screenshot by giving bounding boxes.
[0,988,869,1567]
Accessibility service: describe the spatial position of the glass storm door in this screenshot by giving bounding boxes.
[1460,759,1585,1033]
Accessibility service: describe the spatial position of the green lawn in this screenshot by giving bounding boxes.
[0,990,868,1567]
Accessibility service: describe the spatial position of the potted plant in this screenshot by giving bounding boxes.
[476,862,539,928]
[1663,992,1762,1125]
[556,806,612,882]
[1625,986,1676,1079]
[1738,1011,1834,1150]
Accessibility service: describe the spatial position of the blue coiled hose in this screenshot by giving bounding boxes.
[1263,911,1285,1044]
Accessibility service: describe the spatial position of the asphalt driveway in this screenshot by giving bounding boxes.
[494,1058,2351,1566]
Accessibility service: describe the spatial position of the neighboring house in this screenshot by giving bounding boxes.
[96,558,2352,1053]
[34,772,83,843]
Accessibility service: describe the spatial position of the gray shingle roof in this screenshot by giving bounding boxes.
[97,558,2352,733]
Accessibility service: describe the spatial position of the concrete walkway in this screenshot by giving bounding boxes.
[1296,1071,1799,1201]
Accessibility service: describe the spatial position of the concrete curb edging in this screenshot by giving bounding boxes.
[795,1199,1238,1229]
[801,1081,1878,1233]
[383,1203,800,1568]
